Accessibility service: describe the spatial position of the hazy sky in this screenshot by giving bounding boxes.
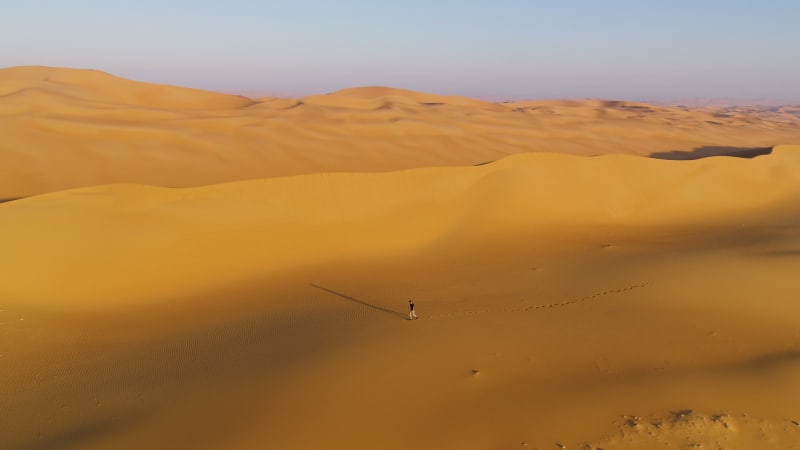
[2,0,799,100]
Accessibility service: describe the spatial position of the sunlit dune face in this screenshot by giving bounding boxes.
[2,67,800,450]
[2,143,800,449]
[1,67,798,199]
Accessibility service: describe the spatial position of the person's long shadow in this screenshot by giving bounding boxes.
[310,283,409,320]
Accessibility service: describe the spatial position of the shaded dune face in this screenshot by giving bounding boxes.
[2,66,800,449]
[1,66,799,198]
[2,147,799,308]
[2,147,800,449]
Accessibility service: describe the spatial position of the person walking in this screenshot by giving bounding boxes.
[408,300,418,320]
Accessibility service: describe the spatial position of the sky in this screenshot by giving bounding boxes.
[2,0,799,101]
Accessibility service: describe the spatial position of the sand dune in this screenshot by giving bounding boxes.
[0,66,254,110]
[2,146,800,449]
[2,66,799,199]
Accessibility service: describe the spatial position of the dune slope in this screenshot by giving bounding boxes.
[2,147,800,449]
[2,66,799,199]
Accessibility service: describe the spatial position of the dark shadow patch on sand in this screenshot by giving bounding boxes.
[310,283,408,320]
[0,197,23,204]
[650,146,773,160]
[765,249,800,257]
[750,350,800,365]
[19,411,148,450]
[619,104,655,113]
[282,100,303,110]
[473,160,495,166]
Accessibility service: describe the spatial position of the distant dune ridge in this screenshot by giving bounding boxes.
[1,66,799,198]
[2,66,800,449]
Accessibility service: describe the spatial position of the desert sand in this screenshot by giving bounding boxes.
[2,66,800,199]
[2,67,800,450]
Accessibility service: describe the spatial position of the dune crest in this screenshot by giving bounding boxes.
[1,66,799,199]
[329,86,497,107]
[0,65,254,110]
[2,146,798,308]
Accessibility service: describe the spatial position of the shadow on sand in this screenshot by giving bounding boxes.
[650,146,773,160]
[310,283,409,320]
[0,197,23,204]
[20,410,149,450]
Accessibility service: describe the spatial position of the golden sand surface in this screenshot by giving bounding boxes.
[2,66,800,449]
[2,66,799,199]
[2,131,800,449]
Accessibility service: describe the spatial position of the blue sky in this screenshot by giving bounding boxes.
[2,1,799,100]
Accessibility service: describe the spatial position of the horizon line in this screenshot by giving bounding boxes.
[3,64,799,107]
